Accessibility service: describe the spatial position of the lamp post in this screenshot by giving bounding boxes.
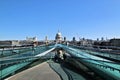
[32,45,35,61]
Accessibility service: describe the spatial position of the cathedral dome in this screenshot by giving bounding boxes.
[56,32,62,37]
[55,31,62,41]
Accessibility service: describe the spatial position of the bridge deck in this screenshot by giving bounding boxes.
[5,62,61,80]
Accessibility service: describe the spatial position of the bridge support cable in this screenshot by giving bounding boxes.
[35,47,55,57]
[60,45,120,80]
[0,46,55,79]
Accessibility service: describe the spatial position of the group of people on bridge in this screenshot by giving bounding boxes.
[54,49,67,62]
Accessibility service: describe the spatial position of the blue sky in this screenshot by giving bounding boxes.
[0,0,120,40]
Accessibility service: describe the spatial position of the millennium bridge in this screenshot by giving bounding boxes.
[0,44,120,80]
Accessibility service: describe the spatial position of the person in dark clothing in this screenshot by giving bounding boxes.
[54,53,57,61]
[63,53,67,61]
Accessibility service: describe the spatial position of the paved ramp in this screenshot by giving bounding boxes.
[5,62,61,80]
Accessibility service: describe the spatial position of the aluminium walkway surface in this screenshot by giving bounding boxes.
[5,60,86,80]
[5,62,61,80]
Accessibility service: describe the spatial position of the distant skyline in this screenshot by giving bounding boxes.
[0,0,120,40]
